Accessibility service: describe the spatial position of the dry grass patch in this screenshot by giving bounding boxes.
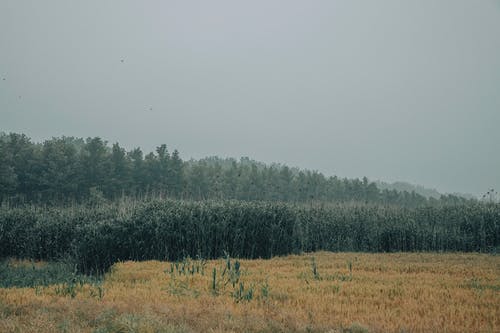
[1,252,499,333]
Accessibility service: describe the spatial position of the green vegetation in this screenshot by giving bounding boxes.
[1,132,497,277]
[0,259,99,288]
[0,132,474,207]
[1,199,498,274]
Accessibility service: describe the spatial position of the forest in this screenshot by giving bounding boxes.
[0,132,472,207]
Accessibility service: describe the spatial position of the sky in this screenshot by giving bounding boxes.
[1,1,499,196]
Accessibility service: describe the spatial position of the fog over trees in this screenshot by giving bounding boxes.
[0,132,472,207]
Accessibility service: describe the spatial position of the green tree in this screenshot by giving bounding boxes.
[4,133,40,200]
[39,137,79,200]
[79,137,110,195]
[0,134,17,196]
[108,143,130,197]
[128,148,146,195]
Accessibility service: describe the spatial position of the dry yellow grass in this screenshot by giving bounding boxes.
[1,252,499,333]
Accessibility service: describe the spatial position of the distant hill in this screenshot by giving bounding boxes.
[375,180,476,200]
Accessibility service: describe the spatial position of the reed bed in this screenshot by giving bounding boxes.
[1,199,499,273]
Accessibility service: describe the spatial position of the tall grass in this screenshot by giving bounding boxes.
[1,199,499,273]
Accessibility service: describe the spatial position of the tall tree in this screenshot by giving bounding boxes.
[79,137,110,195]
[4,133,40,200]
[109,143,130,197]
[169,149,183,197]
[0,134,17,196]
[128,147,145,195]
[39,137,79,200]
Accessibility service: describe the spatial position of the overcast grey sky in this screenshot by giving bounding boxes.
[1,1,499,196]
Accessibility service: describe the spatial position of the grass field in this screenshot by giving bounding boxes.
[1,252,499,333]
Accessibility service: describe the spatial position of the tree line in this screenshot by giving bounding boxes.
[0,132,472,206]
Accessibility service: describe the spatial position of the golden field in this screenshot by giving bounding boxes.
[1,252,499,333]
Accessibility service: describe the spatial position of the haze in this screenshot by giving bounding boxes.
[1,0,499,196]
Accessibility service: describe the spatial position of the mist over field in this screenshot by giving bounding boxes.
[2,3,500,332]
[1,1,500,195]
